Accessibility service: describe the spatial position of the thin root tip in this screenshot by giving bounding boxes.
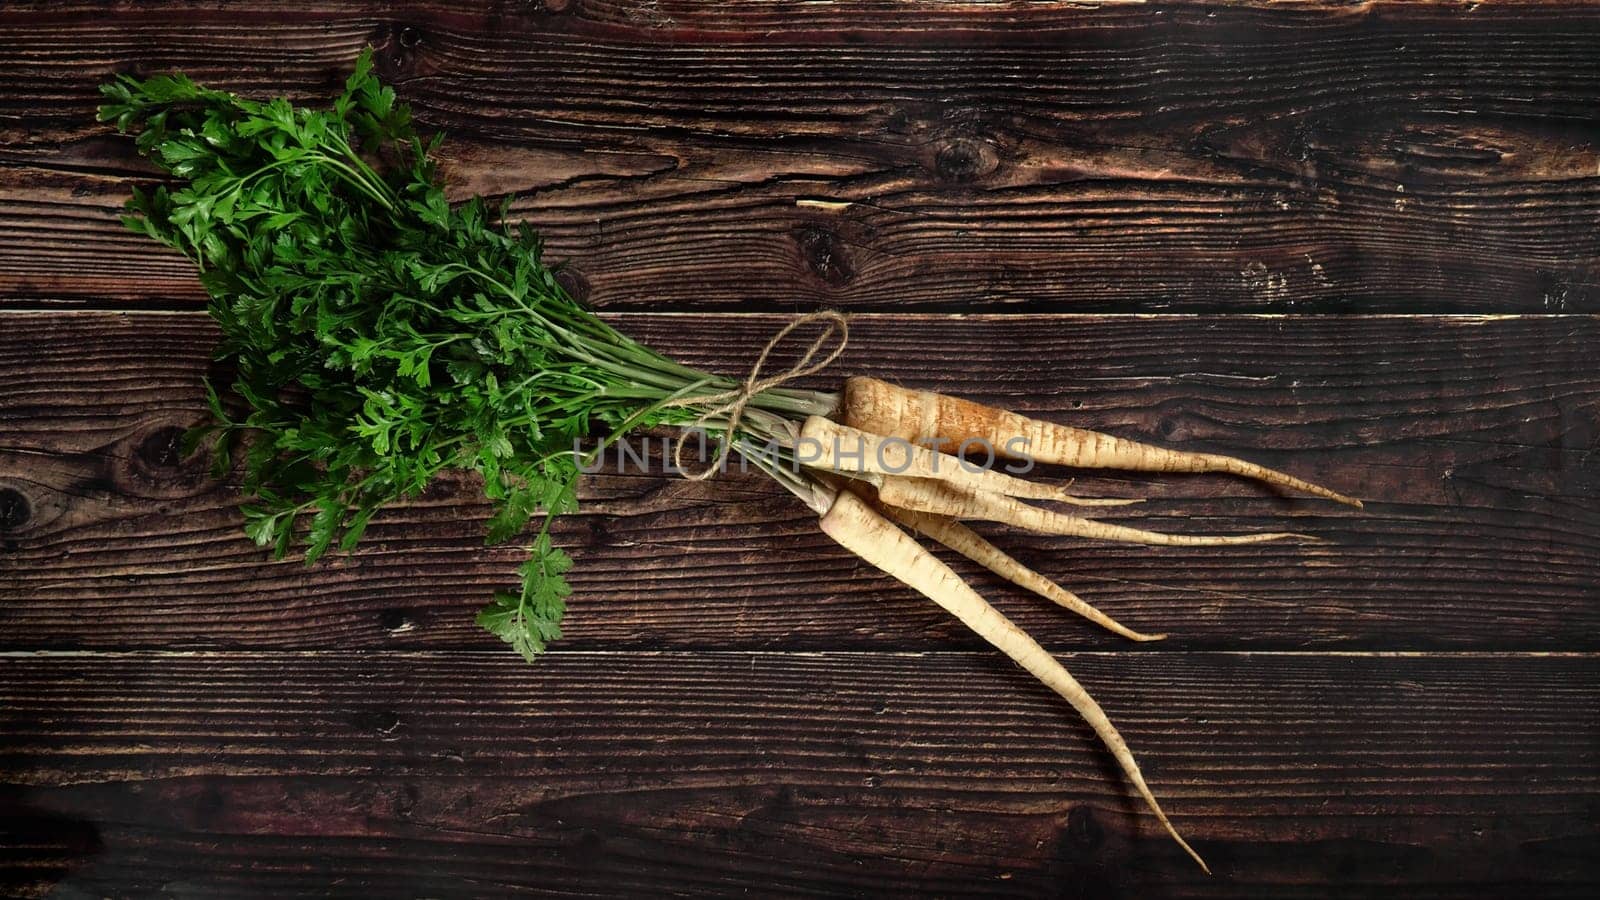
[1061,494,1144,507]
[1226,532,1304,544]
[1130,632,1169,642]
[1165,824,1211,874]
[1237,532,1317,544]
[1310,486,1363,509]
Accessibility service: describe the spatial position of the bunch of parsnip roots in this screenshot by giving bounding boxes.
[753,369,1359,873]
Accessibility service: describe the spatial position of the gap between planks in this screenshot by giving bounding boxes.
[2,650,1594,659]
[0,307,1597,322]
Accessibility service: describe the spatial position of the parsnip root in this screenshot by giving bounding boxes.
[876,475,1309,547]
[853,484,1166,642]
[800,415,1134,507]
[818,489,1210,873]
[841,376,1362,508]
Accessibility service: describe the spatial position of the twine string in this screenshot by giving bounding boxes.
[664,310,849,480]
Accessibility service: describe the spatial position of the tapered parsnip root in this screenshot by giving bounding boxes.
[877,475,1310,547]
[818,490,1209,872]
[841,376,1362,508]
[850,484,1166,642]
[799,416,1136,507]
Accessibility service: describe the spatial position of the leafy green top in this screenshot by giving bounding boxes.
[98,51,824,660]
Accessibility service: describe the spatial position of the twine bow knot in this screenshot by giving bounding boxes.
[665,310,849,480]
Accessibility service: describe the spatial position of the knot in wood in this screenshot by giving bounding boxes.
[137,425,189,471]
[555,266,592,302]
[794,226,855,287]
[1066,804,1105,850]
[378,608,418,635]
[372,24,421,76]
[0,487,29,531]
[934,138,997,183]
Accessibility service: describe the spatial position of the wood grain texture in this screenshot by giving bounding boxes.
[3,311,1596,652]
[2,1,1597,312]
[3,4,1597,894]
[1,650,1596,898]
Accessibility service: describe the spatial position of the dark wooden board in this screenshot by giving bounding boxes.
[2,1,1598,312]
[2,650,1596,898]
[3,2,1598,895]
[3,311,1597,652]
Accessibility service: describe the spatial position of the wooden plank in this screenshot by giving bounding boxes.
[2,2,1597,311]
[0,650,1595,897]
[3,311,1596,652]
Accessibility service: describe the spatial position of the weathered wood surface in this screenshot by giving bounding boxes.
[4,1,1599,895]
[2,651,1597,898]
[2,1,1598,312]
[3,311,1597,653]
